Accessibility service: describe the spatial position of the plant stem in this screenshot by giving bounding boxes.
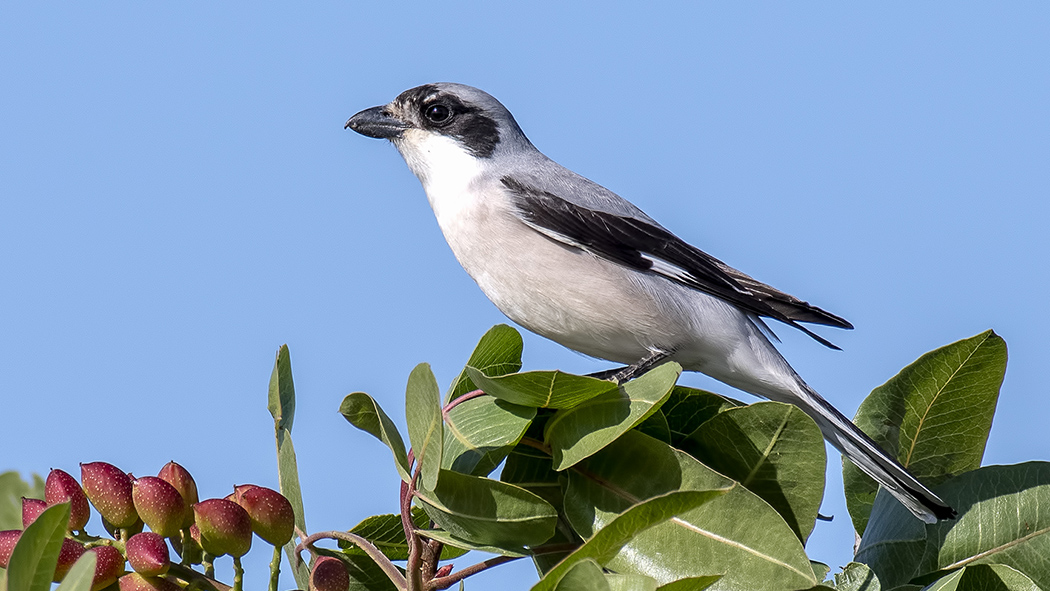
[441,389,486,420]
[168,563,231,591]
[268,545,281,591]
[429,556,522,590]
[296,531,407,590]
[203,552,215,578]
[232,556,244,591]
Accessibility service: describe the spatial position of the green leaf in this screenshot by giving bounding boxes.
[532,490,728,591]
[661,387,742,446]
[341,392,412,483]
[53,552,96,591]
[564,430,818,591]
[442,395,535,477]
[5,503,70,591]
[415,469,557,550]
[921,564,1037,591]
[857,462,1050,590]
[653,577,722,591]
[546,362,681,470]
[555,560,611,591]
[501,447,580,574]
[634,410,671,444]
[605,573,659,591]
[466,368,619,409]
[447,325,524,402]
[681,401,826,542]
[267,345,310,591]
[406,363,444,491]
[414,529,528,557]
[834,562,881,591]
[0,472,44,530]
[338,508,468,561]
[843,331,1007,534]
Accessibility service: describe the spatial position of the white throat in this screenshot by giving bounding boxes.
[394,130,486,225]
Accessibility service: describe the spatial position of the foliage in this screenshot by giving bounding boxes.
[3,325,1045,591]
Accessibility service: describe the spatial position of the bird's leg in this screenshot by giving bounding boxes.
[588,349,673,384]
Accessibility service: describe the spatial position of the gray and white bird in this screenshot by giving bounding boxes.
[345,82,955,523]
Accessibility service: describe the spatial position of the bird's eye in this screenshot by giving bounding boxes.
[424,103,452,124]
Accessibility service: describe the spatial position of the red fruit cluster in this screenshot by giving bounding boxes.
[2,460,296,590]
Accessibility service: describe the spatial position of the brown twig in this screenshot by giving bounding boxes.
[428,555,523,590]
[295,530,408,590]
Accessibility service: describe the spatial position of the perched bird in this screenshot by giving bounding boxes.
[345,82,955,523]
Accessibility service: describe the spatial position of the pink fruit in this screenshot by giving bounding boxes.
[310,556,350,591]
[192,499,252,557]
[157,462,198,529]
[0,530,22,568]
[230,485,295,546]
[22,497,48,528]
[81,462,138,528]
[53,538,87,582]
[126,532,170,577]
[132,477,185,538]
[89,545,126,591]
[45,469,91,531]
[117,573,182,591]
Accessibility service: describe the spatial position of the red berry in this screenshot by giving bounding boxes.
[45,469,91,531]
[81,462,138,528]
[310,556,350,591]
[89,545,126,591]
[126,532,170,577]
[230,485,295,546]
[53,538,87,582]
[132,477,185,538]
[0,530,22,568]
[192,499,252,557]
[21,497,48,528]
[157,462,198,529]
[117,573,182,591]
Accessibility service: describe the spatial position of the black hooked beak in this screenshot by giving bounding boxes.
[345,106,409,139]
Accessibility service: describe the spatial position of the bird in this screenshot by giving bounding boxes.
[345,82,955,523]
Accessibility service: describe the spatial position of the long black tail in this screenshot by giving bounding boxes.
[798,382,956,523]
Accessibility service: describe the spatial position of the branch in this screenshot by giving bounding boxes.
[295,530,408,591]
[428,555,522,590]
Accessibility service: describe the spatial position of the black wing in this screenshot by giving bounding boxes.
[501,176,852,349]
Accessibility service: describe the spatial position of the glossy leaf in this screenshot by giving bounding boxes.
[546,362,681,470]
[415,469,557,550]
[406,363,444,491]
[53,552,96,591]
[564,430,817,591]
[341,392,412,483]
[661,387,741,446]
[267,345,310,590]
[682,401,826,541]
[605,573,659,591]
[653,577,722,591]
[5,503,69,591]
[0,472,44,531]
[466,367,619,409]
[833,562,880,591]
[446,324,524,402]
[921,564,1037,591]
[844,331,1007,534]
[338,509,468,561]
[532,490,728,591]
[501,447,580,573]
[442,395,535,476]
[555,560,610,591]
[414,529,528,558]
[857,462,1050,590]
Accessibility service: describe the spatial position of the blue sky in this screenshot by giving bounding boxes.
[2,3,1048,588]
